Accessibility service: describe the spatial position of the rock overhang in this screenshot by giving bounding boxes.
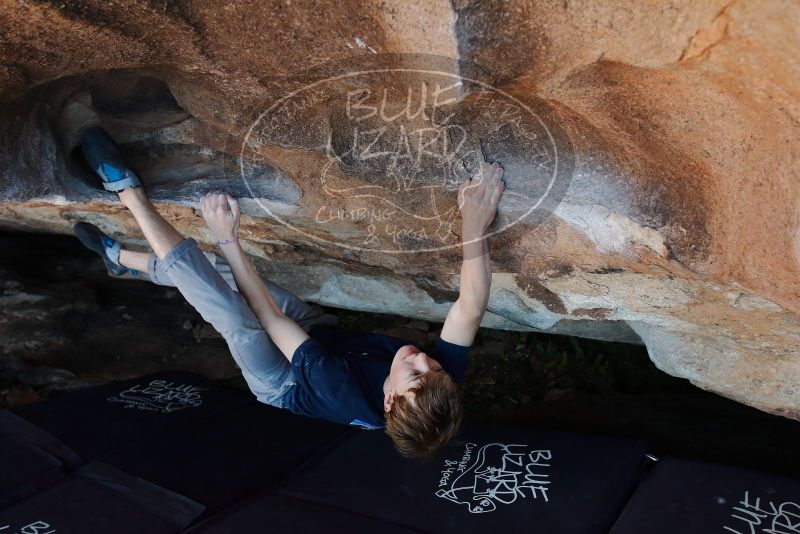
[0,0,797,419]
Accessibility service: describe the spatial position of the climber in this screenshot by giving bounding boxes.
[74,126,505,457]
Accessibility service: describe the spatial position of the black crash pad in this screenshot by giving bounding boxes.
[0,411,81,508]
[95,392,348,516]
[610,457,800,534]
[0,461,204,534]
[186,493,419,533]
[90,391,351,516]
[273,424,648,534]
[13,371,348,516]
[12,371,257,460]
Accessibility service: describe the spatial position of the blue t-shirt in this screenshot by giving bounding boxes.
[282,324,469,430]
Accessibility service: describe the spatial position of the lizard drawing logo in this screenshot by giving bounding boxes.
[436,442,552,514]
[108,379,206,413]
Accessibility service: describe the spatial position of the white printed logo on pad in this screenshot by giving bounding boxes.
[436,442,552,514]
[108,379,206,413]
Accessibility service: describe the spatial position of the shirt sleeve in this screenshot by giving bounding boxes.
[291,337,350,400]
[429,335,470,382]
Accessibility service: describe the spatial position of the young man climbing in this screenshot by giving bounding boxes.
[74,127,505,457]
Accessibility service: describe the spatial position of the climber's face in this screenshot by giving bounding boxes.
[384,344,444,412]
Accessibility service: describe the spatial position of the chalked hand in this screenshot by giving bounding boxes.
[458,161,505,238]
[200,191,240,245]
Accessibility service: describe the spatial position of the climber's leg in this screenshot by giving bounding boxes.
[119,188,335,330]
[118,249,150,273]
[115,190,291,404]
[81,128,337,405]
[144,248,237,291]
[101,203,338,329]
[116,189,338,405]
[118,188,182,260]
[73,221,142,278]
[144,247,338,329]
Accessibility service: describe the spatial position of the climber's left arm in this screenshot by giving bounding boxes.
[200,192,310,361]
[441,162,505,347]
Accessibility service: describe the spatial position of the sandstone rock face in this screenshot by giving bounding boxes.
[0,1,798,418]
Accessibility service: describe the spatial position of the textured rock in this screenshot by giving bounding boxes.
[0,1,798,419]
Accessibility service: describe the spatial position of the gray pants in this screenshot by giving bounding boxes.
[143,238,338,407]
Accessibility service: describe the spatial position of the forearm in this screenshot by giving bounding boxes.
[458,225,491,315]
[218,241,310,359]
[218,242,284,324]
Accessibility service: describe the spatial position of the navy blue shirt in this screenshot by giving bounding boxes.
[282,324,469,429]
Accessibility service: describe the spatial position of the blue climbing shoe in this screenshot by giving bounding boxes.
[73,222,141,278]
[80,127,142,192]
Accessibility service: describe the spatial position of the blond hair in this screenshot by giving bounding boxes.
[385,371,463,458]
